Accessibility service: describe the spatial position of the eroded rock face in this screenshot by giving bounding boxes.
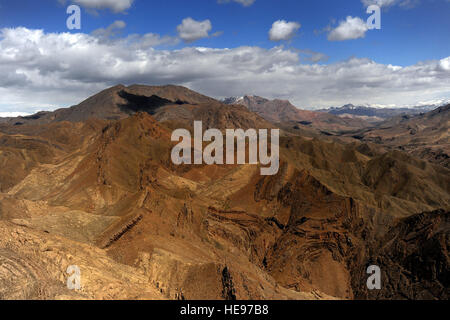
[234,167,449,300]
[251,169,367,299]
[136,249,233,300]
[0,248,54,300]
[0,221,164,300]
[352,210,449,300]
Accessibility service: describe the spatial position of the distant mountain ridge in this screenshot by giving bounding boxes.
[222,95,369,133]
[348,104,450,168]
[318,104,440,123]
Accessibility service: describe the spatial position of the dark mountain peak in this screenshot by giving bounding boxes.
[0,84,220,126]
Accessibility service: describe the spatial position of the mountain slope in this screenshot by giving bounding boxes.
[350,104,450,168]
[352,209,449,300]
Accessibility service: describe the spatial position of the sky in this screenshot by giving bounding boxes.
[0,0,449,115]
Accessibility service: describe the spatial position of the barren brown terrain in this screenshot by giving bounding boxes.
[348,104,450,168]
[0,85,448,300]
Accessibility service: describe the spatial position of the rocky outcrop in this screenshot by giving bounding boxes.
[0,221,164,300]
[352,210,449,300]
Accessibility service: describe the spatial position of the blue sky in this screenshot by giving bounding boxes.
[1,0,449,65]
[0,0,449,113]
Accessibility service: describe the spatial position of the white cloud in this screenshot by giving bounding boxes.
[362,0,397,7]
[269,20,301,41]
[59,0,134,12]
[328,16,369,41]
[177,18,212,43]
[361,0,420,8]
[124,33,180,48]
[439,57,450,71]
[0,27,449,112]
[92,20,126,40]
[218,0,256,6]
[0,112,31,117]
[92,21,179,47]
[298,49,329,63]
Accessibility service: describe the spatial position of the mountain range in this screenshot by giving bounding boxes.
[0,85,448,300]
[223,96,369,133]
[317,104,439,123]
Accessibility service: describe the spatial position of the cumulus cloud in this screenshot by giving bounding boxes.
[361,0,420,8]
[59,0,134,12]
[269,20,301,41]
[362,0,397,7]
[218,0,256,6]
[439,57,450,71]
[91,21,179,47]
[177,18,212,43]
[0,27,449,113]
[124,33,180,48]
[298,49,329,63]
[328,16,369,41]
[92,20,126,40]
